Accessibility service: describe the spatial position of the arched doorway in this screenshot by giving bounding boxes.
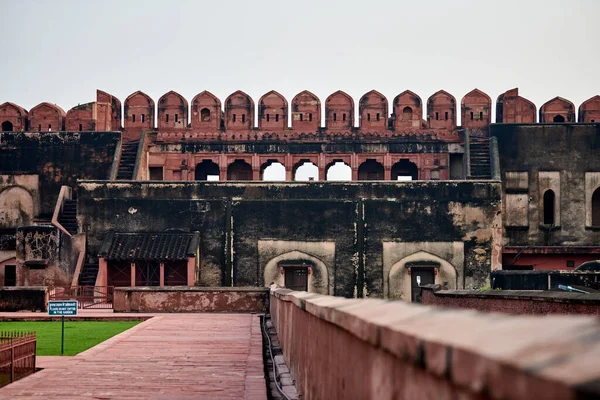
[592,187,600,226]
[543,190,555,225]
[261,161,286,181]
[294,161,319,181]
[358,160,384,180]
[227,160,253,180]
[263,250,330,294]
[200,108,211,122]
[326,161,352,181]
[553,115,565,123]
[195,160,220,181]
[391,160,418,181]
[1,121,13,132]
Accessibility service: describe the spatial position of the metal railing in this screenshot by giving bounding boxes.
[48,286,114,309]
[0,331,37,387]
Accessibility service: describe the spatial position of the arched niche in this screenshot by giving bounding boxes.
[263,250,329,294]
[388,250,458,301]
[0,186,35,227]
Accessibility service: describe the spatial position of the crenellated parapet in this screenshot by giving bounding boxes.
[1,88,598,136]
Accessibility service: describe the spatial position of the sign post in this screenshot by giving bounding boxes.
[48,300,78,355]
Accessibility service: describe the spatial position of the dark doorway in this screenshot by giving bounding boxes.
[358,159,384,180]
[165,261,187,286]
[391,160,418,181]
[592,188,600,226]
[410,267,435,302]
[149,167,164,181]
[1,121,13,132]
[4,265,16,286]
[108,261,131,287]
[543,190,555,225]
[553,115,565,123]
[195,160,220,181]
[201,108,211,122]
[283,266,309,291]
[227,160,252,180]
[136,261,160,286]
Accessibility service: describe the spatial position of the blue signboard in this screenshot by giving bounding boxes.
[48,300,78,316]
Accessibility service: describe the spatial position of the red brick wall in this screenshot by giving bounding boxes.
[421,287,600,316]
[271,288,600,399]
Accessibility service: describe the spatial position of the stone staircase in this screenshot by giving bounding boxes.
[469,137,492,179]
[116,139,140,180]
[79,264,99,286]
[58,199,78,234]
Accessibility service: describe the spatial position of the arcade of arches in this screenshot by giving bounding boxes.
[150,153,447,181]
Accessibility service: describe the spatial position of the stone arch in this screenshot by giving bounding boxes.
[227,159,253,180]
[124,90,155,129]
[358,159,384,180]
[540,97,575,123]
[325,90,354,129]
[427,90,456,130]
[195,160,220,181]
[0,102,28,132]
[225,90,254,130]
[359,89,388,129]
[191,91,222,130]
[579,95,600,123]
[543,189,556,225]
[0,186,35,227]
[326,160,352,181]
[291,90,321,130]
[461,88,492,129]
[263,250,329,294]
[2,121,13,132]
[29,102,66,132]
[388,250,458,301]
[158,90,188,130]
[258,90,288,130]
[393,90,423,130]
[391,159,418,181]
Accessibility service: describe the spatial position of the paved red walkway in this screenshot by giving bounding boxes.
[0,314,267,399]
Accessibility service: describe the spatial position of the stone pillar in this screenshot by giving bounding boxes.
[187,258,195,286]
[98,257,108,287]
[130,262,136,287]
[352,168,359,181]
[219,154,228,181]
[160,262,165,287]
[385,167,392,181]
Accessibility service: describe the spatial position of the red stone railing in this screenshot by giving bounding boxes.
[270,287,600,399]
[0,331,36,387]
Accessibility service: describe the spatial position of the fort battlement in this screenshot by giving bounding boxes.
[1,89,598,137]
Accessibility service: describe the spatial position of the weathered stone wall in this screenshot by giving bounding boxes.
[492,123,600,246]
[421,285,600,316]
[0,287,47,312]
[0,132,120,217]
[78,181,501,298]
[270,288,600,400]
[0,174,39,228]
[113,287,269,312]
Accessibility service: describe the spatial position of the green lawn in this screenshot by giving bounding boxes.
[0,321,141,356]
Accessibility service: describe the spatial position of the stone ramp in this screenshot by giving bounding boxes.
[0,314,267,399]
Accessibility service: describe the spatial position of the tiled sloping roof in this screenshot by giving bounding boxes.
[99,232,200,261]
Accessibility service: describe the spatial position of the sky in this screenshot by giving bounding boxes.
[1,0,599,180]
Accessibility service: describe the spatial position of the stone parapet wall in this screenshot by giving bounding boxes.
[420,285,600,316]
[113,286,269,313]
[270,287,600,400]
[0,287,47,312]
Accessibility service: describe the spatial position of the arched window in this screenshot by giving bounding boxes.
[391,160,418,181]
[592,188,600,226]
[403,106,412,121]
[1,121,13,132]
[543,190,555,225]
[261,161,286,181]
[195,160,220,181]
[358,160,384,180]
[294,161,318,181]
[553,115,565,123]
[227,160,252,180]
[326,161,352,181]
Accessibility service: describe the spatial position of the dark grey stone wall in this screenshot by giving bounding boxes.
[79,181,501,297]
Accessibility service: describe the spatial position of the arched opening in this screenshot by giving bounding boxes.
[294,161,318,181]
[195,160,220,181]
[326,161,352,181]
[543,190,555,225]
[553,115,565,123]
[200,108,211,122]
[261,161,286,181]
[358,160,384,180]
[263,250,330,294]
[592,188,600,226]
[227,160,253,181]
[403,106,413,120]
[1,121,13,132]
[391,160,418,181]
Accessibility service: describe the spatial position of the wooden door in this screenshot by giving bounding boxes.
[284,267,308,291]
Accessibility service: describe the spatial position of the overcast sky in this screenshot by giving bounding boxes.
[1,0,598,126]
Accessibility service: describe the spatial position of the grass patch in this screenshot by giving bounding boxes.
[0,321,141,356]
